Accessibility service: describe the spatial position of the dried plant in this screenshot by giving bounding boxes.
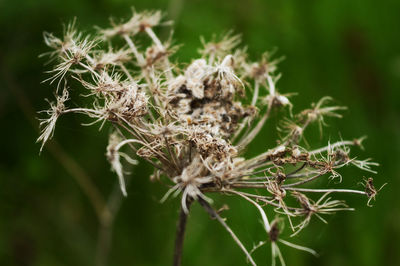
[38,8,385,266]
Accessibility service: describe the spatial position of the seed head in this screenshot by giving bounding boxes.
[38,9,384,265]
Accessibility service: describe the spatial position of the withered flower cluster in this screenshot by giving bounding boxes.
[38,9,384,266]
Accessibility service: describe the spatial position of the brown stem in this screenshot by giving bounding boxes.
[173,198,192,266]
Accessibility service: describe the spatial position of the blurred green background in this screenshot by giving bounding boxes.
[1,0,400,265]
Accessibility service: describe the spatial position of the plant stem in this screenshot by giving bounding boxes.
[173,197,192,266]
[198,198,257,266]
[95,180,126,266]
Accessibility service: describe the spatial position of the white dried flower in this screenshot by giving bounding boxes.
[38,9,383,266]
[37,87,69,152]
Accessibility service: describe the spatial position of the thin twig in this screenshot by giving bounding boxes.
[284,187,367,195]
[198,198,257,266]
[282,171,327,188]
[309,139,361,155]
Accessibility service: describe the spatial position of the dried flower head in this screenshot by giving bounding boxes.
[38,9,385,266]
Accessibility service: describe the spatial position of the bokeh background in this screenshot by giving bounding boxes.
[1,0,400,265]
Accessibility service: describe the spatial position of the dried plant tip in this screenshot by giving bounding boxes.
[363,177,386,207]
[37,87,69,152]
[106,133,138,196]
[268,220,280,242]
[199,31,241,62]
